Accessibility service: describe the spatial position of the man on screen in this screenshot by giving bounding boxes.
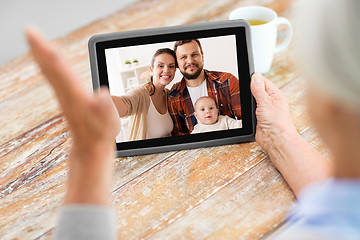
[168,39,242,136]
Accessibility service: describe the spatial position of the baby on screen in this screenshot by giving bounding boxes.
[191,96,242,134]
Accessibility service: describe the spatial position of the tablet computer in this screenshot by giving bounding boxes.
[89,20,256,157]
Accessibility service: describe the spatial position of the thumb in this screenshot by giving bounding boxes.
[251,73,268,102]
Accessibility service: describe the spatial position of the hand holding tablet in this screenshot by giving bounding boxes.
[89,20,257,157]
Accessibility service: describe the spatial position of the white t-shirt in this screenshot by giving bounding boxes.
[191,115,242,134]
[187,80,208,108]
[146,98,174,139]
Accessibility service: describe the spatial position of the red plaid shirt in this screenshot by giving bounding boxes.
[168,70,241,136]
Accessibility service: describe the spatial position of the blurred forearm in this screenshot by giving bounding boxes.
[267,128,334,197]
[64,141,116,206]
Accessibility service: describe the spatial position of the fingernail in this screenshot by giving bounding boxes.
[254,73,263,83]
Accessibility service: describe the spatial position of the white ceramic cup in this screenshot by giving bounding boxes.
[229,6,292,73]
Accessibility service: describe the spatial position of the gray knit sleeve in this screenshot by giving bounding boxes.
[54,205,117,240]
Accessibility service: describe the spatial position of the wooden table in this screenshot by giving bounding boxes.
[0,0,329,239]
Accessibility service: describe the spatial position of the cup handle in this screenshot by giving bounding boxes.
[274,17,293,53]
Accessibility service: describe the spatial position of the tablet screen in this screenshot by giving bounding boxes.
[89,20,255,156]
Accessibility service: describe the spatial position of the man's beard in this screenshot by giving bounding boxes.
[181,64,203,80]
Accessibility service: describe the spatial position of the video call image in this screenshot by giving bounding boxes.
[105,35,242,143]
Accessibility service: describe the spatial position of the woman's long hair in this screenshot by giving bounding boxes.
[145,48,177,96]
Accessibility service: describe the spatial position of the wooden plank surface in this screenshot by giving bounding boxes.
[0,0,329,239]
[0,0,294,145]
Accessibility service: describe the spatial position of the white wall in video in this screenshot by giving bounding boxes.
[105,35,238,96]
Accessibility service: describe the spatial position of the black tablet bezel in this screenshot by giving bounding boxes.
[89,20,256,157]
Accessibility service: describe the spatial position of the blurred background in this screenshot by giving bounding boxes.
[0,0,140,65]
[106,35,238,96]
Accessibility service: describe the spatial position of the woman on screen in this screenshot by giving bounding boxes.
[111,48,177,141]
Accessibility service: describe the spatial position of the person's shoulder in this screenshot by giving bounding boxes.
[123,85,150,101]
[191,124,200,134]
[219,71,238,82]
[143,83,155,95]
[127,85,149,94]
[205,70,238,83]
[168,81,182,98]
[205,70,223,79]
[219,115,234,123]
[170,81,181,91]
[218,115,231,123]
[218,115,227,120]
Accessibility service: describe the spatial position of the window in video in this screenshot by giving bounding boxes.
[105,35,242,143]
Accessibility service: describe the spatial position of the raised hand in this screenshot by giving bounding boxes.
[26,27,120,205]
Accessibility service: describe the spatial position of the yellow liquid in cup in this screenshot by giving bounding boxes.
[248,19,268,26]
